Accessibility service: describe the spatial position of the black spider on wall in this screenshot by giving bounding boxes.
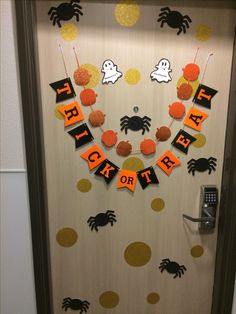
[87,210,117,232]
[62,297,90,312]
[159,258,187,278]
[187,157,217,175]
[120,115,151,135]
[48,0,83,28]
[157,7,192,35]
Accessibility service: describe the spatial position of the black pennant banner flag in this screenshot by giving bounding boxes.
[193,84,218,109]
[50,77,76,103]
[137,166,159,189]
[172,129,196,154]
[95,159,119,184]
[68,123,94,149]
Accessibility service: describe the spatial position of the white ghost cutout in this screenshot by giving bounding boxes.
[101,59,122,84]
[150,58,172,83]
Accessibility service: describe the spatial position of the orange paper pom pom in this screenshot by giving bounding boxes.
[101,130,118,147]
[140,139,156,155]
[156,126,171,142]
[169,102,186,119]
[74,68,91,86]
[182,63,200,81]
[177,83,193,100]
[80,89,97,106]
[89,110,105,127]
[116,141,132,157]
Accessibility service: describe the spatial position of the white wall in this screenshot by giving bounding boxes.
[0,1,235,314]
[0,1,37,314]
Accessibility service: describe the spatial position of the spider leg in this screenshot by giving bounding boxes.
[142,125,150,135]
[160,7,171,13]
[187,159,195,164]
[160,19,167,28]
[159,266,165,272]
[81,305,88,313]
[208,157,217,163]
[49,11,57,20]
[107,214,116,218]
[143,116,152,121]
[182,15,192,23]
[106,210,115,214]
[209,161,217,167]
[173,273,178,278]
[120,116,129,122]
[83,300,90,306]
[63,297,72,302]
[110,215,117,220]
[180,265,187,271]
[208,165,216,174]
[73,4,83,11]
[120,123,128,132]
[162,258,170,263]
[182,19,190,28]
[74,10,83,21]
[177,26,185,35]
[158,11,168,18]
[48,7,57,15]
[62,304,69,311]
[143,121,151,128]
[187,166,195,176]
[87,217,95,223]
[157,16,163,22]
[52,16,62,28]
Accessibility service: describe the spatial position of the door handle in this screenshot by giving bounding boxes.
[183,185,218,231]
[183,208,215,230]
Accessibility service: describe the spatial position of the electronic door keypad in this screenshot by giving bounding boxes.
[183,185,218,231]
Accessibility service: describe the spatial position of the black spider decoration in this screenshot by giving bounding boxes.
[120,115,151,135]
[157,7,192,35]
[87,210,117,232]
[62,297,90,313]
[48,0,83,28]
[159,258,187,278]
[187,157,217,176]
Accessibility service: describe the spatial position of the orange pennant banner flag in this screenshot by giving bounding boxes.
[80,145,106,170]
[156,150,181,175]
[183,107,208,131]
[58,101,84,127]
[117,169,137,192]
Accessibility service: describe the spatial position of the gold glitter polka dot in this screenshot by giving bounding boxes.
[147,292,160,304]
[56,228,78,247]
[54,104,65,120]
[124,68,141,85]
[115,0,140,27]
[192,133,206,148]
[177,76,199,97]
[191,245,204,258]
[60,23,78,41]
[151,198,165,212]
[124,241,152,267]
[77,179,92,192]
[195,24,212,41]
[99,291,119,309]
[122,157,144,172]
[81,64,100,88]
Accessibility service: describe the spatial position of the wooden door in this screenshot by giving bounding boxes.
[34,1,235,313]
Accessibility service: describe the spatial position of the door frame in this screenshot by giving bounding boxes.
[14,1,236,313]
